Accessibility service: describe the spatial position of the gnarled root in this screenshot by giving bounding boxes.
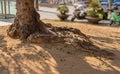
[26,25,115,59]
[7,22,115,59]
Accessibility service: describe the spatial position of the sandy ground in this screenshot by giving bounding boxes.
[0,20,120,74]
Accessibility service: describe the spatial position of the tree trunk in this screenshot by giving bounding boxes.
[108,0,112,9]
[7,0,114,59]
[34,0,39,10]
[7,0,53,40]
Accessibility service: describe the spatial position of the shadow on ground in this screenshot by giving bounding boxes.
[0,34,120,74]
[88,35,120,44]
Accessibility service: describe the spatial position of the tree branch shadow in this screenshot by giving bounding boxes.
[0,34,120,74]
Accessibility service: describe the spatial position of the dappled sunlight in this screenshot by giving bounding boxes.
[0,34,60,74]
[84,57,112,71]
[0,20,120,74]
[0,41,60,74]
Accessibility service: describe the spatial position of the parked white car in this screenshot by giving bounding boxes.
[73,1,87,8]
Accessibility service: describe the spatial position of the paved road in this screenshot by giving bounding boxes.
[38,6,74,20]
[1,1,120,26]
[0,6,75,26]
[0,6,111,26]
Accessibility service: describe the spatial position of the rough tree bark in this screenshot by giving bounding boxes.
[7,0,54,40]
[34,0,39,10]
[7,0,114,59]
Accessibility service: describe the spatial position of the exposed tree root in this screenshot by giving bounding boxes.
[25,23,115,59]
[7,16,115,59]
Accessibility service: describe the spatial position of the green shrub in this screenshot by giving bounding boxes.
[57,5,69,14]
[89,1,100,10]
[87,11,98,17]
[87,2,101,17]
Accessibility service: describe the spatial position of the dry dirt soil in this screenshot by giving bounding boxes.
[0,20,120,74]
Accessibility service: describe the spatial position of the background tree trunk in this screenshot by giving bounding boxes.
[7,0,50,40]
[34,0,39,10]
[108,0,112,9]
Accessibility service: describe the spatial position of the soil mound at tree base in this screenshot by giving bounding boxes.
[0,20,120,74]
